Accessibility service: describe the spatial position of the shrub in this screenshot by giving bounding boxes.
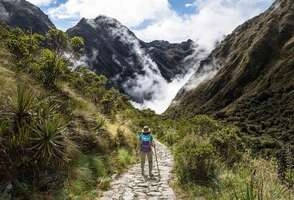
[190,115,220,135]
[117,148,134,169]
[115,128,127,148]
[70,37,84,56]
[162,128,179,146]
[175,135,217,184]
[88,156,107,178]
[38,49,67,89]
[71,167,95,195]
[46,29,68,54]
[210,127,243,166]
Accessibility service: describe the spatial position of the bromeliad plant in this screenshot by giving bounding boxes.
[0,84,72,185]
[3,85,37,146]
[30,115,69,167]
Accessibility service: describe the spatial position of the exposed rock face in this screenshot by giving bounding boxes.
[167,0,294,148]
[67,16,196,101]
[0,0,55,34]
[144,39,195,82]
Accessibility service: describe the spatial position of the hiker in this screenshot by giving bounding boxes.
[138,125,154,177]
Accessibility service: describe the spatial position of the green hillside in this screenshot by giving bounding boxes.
[0,23,293,199]
[0,25,140,199]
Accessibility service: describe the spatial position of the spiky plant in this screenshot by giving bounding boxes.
[4,85,37,146]
[94,116,105,133]
[39,49,67,89]
[37,96,61,120]
[30,115,68,167]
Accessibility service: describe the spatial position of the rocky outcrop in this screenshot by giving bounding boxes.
[167,0,294,148]
[0,0,55,34]
[67,16,196,100]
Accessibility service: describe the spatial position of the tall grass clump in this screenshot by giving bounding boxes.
[116,148,135,171]
[175,135,217,184]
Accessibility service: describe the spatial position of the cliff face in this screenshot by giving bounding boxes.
[167,0,294,147]
[67,16,197,102]
[0,0,55,34]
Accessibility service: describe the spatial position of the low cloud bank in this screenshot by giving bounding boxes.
[46,0,273,114]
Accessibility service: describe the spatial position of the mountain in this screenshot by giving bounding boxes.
[67,16,196,101]
[167,0,294,147]
[0,0,55,34]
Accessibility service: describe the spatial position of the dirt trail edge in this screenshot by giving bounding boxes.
[100,140,176,200]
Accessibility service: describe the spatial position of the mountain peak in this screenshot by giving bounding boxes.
[0,0,55,34]
[67,15,197,104]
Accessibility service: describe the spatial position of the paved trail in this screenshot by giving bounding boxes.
[100,141,176,200]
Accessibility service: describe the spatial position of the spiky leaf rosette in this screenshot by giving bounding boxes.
[30,115,68,167]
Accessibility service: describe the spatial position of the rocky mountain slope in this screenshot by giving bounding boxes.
[167,0,294,148]
[0,0,55,34]
[67,16,197,102]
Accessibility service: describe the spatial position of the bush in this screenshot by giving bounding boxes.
[71,167,95,195]
[175,135,217,184]
[117,148,134,170]
[38,49,67,89]
[190,115,220,135]
[210,127,243,166]
[115,128,124,147]
[88,156,107,178]
[162,128,179,146]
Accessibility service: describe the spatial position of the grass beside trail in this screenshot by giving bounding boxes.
[124,111,294,200]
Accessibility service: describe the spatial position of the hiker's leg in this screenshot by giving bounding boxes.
[147,151,153,176]
[140,152,146,175]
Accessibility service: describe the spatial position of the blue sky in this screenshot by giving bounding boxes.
[28,0,273,49]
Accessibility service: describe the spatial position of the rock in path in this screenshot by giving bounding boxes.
[100,141,176,200]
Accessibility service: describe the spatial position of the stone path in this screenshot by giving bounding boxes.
[100,141,176,200]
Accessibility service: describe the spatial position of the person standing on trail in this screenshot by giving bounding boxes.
[138,126,154,177]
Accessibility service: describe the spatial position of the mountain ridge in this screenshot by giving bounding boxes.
[167,0,294,148]
[0,0,55,34]
[67,15,198,102]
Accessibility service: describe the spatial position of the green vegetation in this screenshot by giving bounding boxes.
[0,25,137,199]
[0,23,293,200]
[125,109,294,199]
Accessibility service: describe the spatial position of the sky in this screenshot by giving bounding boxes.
[28,0,274,50]
[27,0,274,113]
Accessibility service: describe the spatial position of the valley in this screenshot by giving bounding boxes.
[0,0,293,199]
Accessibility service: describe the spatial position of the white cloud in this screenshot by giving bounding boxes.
[47,0,171,28]
[27,0,55,6]
[45,0,273,113]
[135,0,273,50]
[185,2,197,8]
[48,0,272,50]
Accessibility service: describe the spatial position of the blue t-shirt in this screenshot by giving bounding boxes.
[139,132,153,152]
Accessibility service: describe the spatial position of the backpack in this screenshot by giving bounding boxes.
[139,133,153,152]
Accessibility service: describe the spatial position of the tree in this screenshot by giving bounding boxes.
[46,29,68,54]
[70,36,84,56]
[38,49,67,89]
[6,28,43,70]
